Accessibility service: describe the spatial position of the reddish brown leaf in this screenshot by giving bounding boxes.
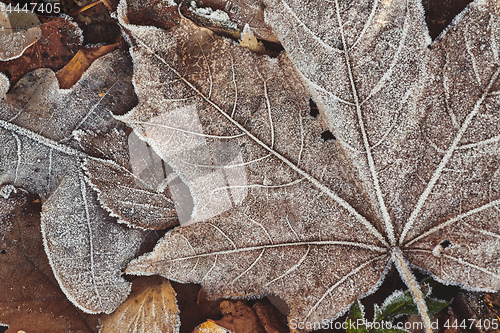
[214,301,266,333]
[197,288,224,320]
[125,0,180,31]
[0,16,82,86]
[253,299,289,333]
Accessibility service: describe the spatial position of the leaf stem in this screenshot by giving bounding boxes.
[392,247,432,333]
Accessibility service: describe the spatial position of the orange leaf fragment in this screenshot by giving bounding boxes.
[214,301,266,333]
[56,43,120,89]
[192,321,231,333]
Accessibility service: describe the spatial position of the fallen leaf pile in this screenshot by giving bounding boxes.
[0,0,499,332]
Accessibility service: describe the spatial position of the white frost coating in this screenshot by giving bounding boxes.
[59,13,84,44]
[164,0,176,7]
[392,248,432,333]
[127,130,165,190]
[135,104,248,225]
[241,23,254,40]
[120,0,500,327]
[40,173,144,314]
[430,0,478,45]
[0,49,149,314]
[0,72,8,99]
[127,131,193,225]
[0,184,16,199]
[189,1,238,30]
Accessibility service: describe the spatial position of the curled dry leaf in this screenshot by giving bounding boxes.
[0,50,175,314]
[0,188,99,332]
[252,299,289,333]
[100,276,180,333]
[125,0,180,31]
[0,2,41,61]
[119,0,499,331]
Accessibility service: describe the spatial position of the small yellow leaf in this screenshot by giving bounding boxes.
[239,24,265,54]
[100,276,179,333]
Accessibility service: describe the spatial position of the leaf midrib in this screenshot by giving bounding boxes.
[129,22,389,247]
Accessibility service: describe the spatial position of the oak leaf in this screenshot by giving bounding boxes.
[0,15,82,86]
[0,50,175,314]
[116,0,500,331]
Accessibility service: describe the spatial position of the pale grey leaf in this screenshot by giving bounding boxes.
[400,0,500,291]
[41,172,144,314]
[84,157,177,230]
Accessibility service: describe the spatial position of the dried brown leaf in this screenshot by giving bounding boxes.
[0,50,171,314]
[252,299,289,333]
[125,0,180,31]
[215,301,266,333]
[100,276,179,333]
[189,0,278,43]
[119,1,387,326]
[56,43,120,89]
[455,291,500,333]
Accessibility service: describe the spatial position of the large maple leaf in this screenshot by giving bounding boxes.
[117,0,500,331]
